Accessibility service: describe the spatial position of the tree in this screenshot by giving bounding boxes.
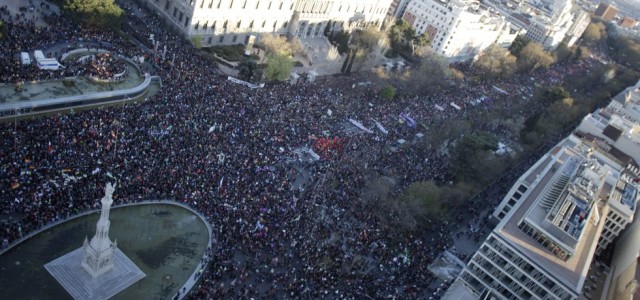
[401,181,444,220]
[329,30,350,55]
[582,22,605,46]
[399,54,452,95]
[191,35,203,49]
[509,35,530,56]
[0,20,4,40]
[238,59,260,82]
[264,53,293,81]
[64,0,123,29]
[381,85,396,100]
[474,44,517,79]
[517,43,555,72]
[259,34,302,57]
[411,33,431,56]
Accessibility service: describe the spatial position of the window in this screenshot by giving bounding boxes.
[179,12,184,22]
[173,7,178,17]
[279,1,283,9]
[249,20,254,28]
[203,21,208,30]
[165,0,170,10]
[219,35,225,42]
[217,0,221,8]
[273,21,277,29]
[256,1,259,9]
[262,20,266,28]
[268,1,271,9]
[283,21,288,28]
[518,185,527,193]
[223,20,228,29]
[242,0,246,8]
[230,0,234,8]
[195,21,199,30]
[508,199,516,206]
[184,17,189,27]
[208,37,213,44]
[237,20,241,28]
[513,192,522,200]
[233,35,237,42]
[200,0,204,8]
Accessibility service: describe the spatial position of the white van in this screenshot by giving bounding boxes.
[20,52,31,65]
[34,50,45,61]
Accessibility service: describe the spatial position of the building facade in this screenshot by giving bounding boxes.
[450,80,640,300]
[619,17,638,29]
[594,3,617,21]
[387,0,411,19]
[142,0,391,46]
[461,135,620,299]
[402,0,521,62]
[524,0,587,50]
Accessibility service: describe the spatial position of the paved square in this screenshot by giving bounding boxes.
[45,248,145,300]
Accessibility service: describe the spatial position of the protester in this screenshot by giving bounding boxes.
[0,1,602,298]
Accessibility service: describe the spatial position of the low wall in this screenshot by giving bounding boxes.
[0,75,161,118]
[0,199,213,299]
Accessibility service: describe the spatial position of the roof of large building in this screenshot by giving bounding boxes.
[494,136,614,293]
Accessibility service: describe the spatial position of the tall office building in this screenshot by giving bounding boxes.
[524,0,588,50]
[594,3,618,21]
[446,80,640,300]
[401,0,521,62]
[141,0,391,46]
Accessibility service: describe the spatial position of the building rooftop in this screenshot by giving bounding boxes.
[494,137,611,294]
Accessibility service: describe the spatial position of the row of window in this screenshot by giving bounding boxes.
[519,222,572,261]
[484,236,572,298]
[194,19,288,31]
[199,0,291,11]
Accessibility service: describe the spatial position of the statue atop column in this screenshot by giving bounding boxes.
[81,182,118,278]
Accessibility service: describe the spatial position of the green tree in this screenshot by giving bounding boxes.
[329,30,350,55]
[400,54,452,95]
[474,44,517,79]
[582,22,605,46]
[191,35,203,49]
[401,181,444,220]
[509,35,530,56]
[265,53,293,81]
[238,59,259,82]
[259,34,302,57]
[64,0,123,29]
[411,33,431,56]
[517,43,555,72]
[381,85,396,100]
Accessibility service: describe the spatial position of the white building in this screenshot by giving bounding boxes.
[447,80,640,300]
[292,0,391,39]
[142,0,391,46]
[402,0,522,62]
[387,0,411,19]
[458,135,621,299]
[523,0,589,49]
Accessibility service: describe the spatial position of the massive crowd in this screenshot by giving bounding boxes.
[0,1,604,298]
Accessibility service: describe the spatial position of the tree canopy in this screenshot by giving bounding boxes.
[64,0,123,29]
[474,44,517,79]
[259,34,302,57]
[264,53,293,81]
[516,43,555,72]
[509,35,530,56]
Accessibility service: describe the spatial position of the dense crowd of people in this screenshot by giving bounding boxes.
[0,0,606,298]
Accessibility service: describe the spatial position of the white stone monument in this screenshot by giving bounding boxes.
[81,182,118,277]
[45,182,145,300]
